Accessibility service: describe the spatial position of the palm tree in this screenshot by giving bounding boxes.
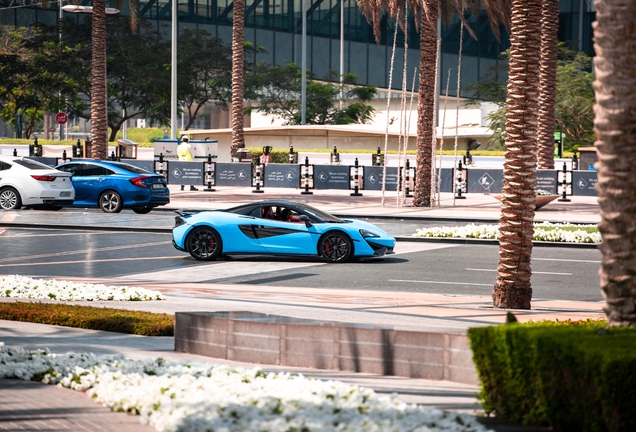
[491,0,542,309]
[230,0,245,161]
[88,0,138,160]
[593,0,636,327]
[357,0,510,207]
[537,0,558,170]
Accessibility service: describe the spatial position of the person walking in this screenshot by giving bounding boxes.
[177,135,197,191]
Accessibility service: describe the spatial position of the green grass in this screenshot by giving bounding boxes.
[0,302,173,336]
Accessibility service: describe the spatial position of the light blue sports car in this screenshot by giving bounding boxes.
[172,200,395,263]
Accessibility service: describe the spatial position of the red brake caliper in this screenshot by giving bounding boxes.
[325,239,332,256]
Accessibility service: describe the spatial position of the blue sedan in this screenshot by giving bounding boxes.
[172,200,395,263]
[55,160,169,213]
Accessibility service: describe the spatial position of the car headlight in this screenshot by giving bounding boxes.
[359,229,380,238]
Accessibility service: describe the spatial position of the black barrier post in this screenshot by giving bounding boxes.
[301,157,313,195]
[288,145,297,164]
[572,153,579,171]
[372,146,384,166]
[405,159,413,197]
[110,151,117,161]
[558,162,571,202]
[29,138,42,157]
[62,149,68,162]
[12,149,17,156]
[73,139,83,158]
[204,154,216,192]
[350,158,362,196]
[330,146,339,164]
[252,159,264,193]
[455,161,466,199]
[155,153,167,180]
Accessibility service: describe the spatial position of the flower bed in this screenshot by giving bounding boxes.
[414,222,601,244]
[0,275,164,301]
[0,343,492,432]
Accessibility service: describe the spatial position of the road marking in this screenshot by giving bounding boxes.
[533,258,600,263]
[0,256,177,267]
[120,261,325,283]
[389,279,493,287]
[393,243,457,254]
[465,268,572,276]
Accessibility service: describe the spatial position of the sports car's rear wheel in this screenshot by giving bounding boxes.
[0,187,21,210]
[132,206,153,214]
[187,226,222,261]
[319,232,352,263]
[99,191,123,213]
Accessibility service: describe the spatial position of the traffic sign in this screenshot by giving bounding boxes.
[49,127,55,133]
[55,112,68,125]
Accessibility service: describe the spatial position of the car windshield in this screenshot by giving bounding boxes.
[110,162,151,174]
[14,158,54,170]
[295,203,343,223]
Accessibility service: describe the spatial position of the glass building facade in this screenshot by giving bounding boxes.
[0,0,596,98]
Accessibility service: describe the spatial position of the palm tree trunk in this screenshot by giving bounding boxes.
[230,0,246,161]
[413,2,438,208]
[492,0,541,309]
[91,0,107,160]
[593,0,636,326]
[537,0,558,169]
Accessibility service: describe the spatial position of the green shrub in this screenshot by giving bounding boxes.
[468,323,636,432]
[0,302,173,336]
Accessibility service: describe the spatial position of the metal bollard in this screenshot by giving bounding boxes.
[454,161,467,199]
[62,149,68,161]
[405,159,413,197]
[301,157,313,195]
[252,160,264,193]
[572,153,579,171]
[204,154,216,192]
[12,148,17,156]
[288,145,297,164]
[155,153,167,181]
[330,146,340,164]
[350,158,362,196]
[110,151,117,161]
[73,139,83,158]
[558,161,571,202]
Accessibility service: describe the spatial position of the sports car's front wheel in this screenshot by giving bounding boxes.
[319,232,352,263]
[187,226,222,261]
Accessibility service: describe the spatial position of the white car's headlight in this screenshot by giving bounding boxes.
[359,229,380,238]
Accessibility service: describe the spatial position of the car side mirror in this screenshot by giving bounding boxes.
[298,214,311,228]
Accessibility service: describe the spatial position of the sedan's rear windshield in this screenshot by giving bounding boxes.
[14,158,54,170]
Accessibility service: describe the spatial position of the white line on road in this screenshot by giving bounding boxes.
[389,279,493,287]
[465,268,572,276]
[532,258,600,263]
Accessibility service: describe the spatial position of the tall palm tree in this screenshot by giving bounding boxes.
[89,0,138,160]
[537,0,558,169]
[357,0,510,207]
[593,0,636,327]
[230,0,245,161]
[491,0,542,309]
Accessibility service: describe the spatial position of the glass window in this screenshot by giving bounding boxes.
[14,158,53,170]
[77,165,113,176]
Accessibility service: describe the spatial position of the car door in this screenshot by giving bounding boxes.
[253,206,319,255]
[70,164,115,204]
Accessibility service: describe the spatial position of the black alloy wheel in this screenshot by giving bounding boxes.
[319,232,352,263]
[187,226,222,261]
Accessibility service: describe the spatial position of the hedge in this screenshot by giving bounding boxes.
[467,322,636,432]
[0,302,174,336]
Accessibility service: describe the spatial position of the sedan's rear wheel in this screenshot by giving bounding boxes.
[99,191,123,213]
[187,226,222,261]
[319,232,352,263]
[0,187,21,210]
[132,206,153,214]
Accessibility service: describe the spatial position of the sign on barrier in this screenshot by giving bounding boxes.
[167,161,204,186]
[362,166,398,191]
[572,171,598,196]
[313,165,350,190]
[263,164,300,188]
[536,170,559,195]
[466,169,504,193]
[216,162,252,187]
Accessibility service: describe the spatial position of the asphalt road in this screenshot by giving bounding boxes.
[0,210,603,302]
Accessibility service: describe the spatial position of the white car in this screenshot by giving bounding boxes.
[0,156,75,210]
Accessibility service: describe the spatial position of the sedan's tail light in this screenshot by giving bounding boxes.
[129,176,150,188]
[31,175,56,182]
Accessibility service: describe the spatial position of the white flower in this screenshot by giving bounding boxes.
[414,222,601,244]
[0,343,494,432]
[0,275,165,301]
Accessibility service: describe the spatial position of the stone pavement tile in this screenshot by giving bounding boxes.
[0,379,153,431]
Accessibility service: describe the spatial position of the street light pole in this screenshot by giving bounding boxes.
[171,0,177,140]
